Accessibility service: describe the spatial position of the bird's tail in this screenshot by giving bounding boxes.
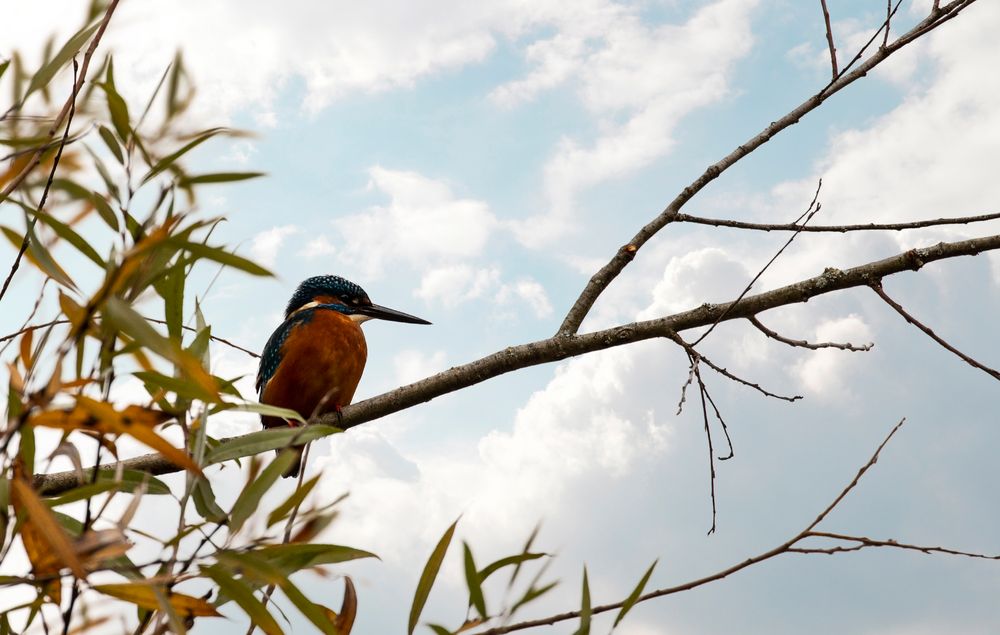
[279,446,304,479]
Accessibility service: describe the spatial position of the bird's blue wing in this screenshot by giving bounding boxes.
[256,309,315,396]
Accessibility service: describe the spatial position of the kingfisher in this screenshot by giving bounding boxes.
[256,275,431,477]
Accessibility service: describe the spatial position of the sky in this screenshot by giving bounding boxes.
[3,0,1000,633]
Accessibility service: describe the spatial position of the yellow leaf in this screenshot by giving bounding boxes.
[94,583,221,617]
[11,470,86,579]
[19,329,33,371]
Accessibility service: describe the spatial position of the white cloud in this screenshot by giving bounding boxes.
[393,349,448,386]
[794,315,873,399]
[249,225,299,267]
[510,0,758,246]
[496,278,554,318]
[302,234,338,259]
[415,265,501,307]
[336,167,498,277]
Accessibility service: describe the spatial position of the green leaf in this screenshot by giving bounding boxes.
[24,23,99,100]
[202,565,283,635]
[44,481,118,507]
[463,543,487,620]
[155,261,184,341]
[191,476,226,523]
[21,220,76,289]
[572,568,591,635]
[218,402,306,422]
[179,172,266,186]
[141,128,229,184]
[23,206,104,268]
[479,552,547,584]
[98,469,171,495]
[427,626,452,635]
[0,59,10,83]
[134,370,217,403]
[280,582,338,635]
[104,85,131,144]
[171,240,272,277]
[204,425,337,465]
[254,543,377,574]
[612,559,657,630]
[510,581,558,616]
[229,450,298,535]
[409,518,458,635]
[98,125,124,163]
[266,473,320,528]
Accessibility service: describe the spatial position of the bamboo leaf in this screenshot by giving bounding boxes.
[172,240,272,277]
[229,450,298,535]
[11,475,86,578]
[408,518,458,635]
[254,543,377,574]
[98,125,124,163]
[202,565,283,635]
[281,581,338,634]
[612,559,657,629]
[24,23,99,100]
[463,543,487,619]
[479,552,547,584]
[572,568,591,635]
[94,583,220,617]
[204,425,336,465]
[141,128,229,184]
[266,473,320,528]
[180,172,266,186]
[191,476,226,523]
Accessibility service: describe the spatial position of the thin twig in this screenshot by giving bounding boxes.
[798,531,1000,560]
[748,316,873,352]
[691,180,822,346]
[0,317,259,359]
[693,359,718,535]
[819,0,839,78]
[673,211,1000,233]
[870,281,1000,382]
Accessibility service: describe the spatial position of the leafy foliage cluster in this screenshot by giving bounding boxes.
[0,5,576,634]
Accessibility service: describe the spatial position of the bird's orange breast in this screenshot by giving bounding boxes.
[260,309,367,428]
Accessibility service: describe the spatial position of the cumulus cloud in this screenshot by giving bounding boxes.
[509,0,758,246]
[393,349,448,386]
[249,225,299,267]
[794,315,873,399]
[335,167,498,277]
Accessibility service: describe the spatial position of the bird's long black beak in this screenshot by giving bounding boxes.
[360,303,431,325]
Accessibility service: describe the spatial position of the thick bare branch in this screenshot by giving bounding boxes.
[32,233,1000,492]
[556,0,979,337]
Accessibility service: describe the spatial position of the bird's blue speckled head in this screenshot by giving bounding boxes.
[285,275,370,318]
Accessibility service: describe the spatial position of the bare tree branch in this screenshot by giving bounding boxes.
[819,0,839,78]
[556,0,977,337]
[674,211,1000,233]
[33,233,1000,492]
[1,58,82,306]
[870,280,1000,381]
[748,316,873,352]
